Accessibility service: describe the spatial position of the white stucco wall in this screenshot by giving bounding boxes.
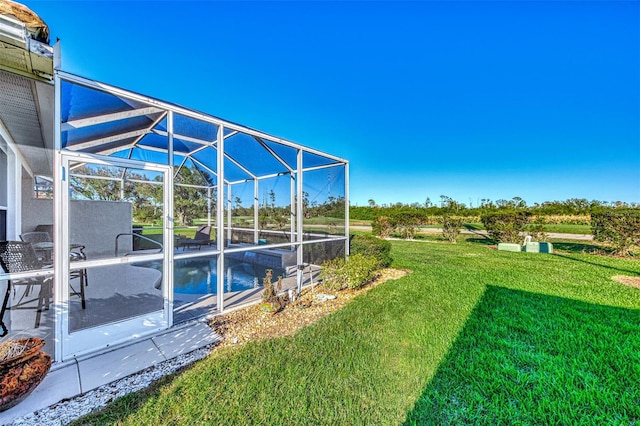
[69,200,132,259]
[20,169,132,258]
[21,168,53,233]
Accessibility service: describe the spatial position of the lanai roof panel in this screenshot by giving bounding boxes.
[61,80,151,123]
[59,75,347,186]
[224,132,290,177]
[62,115,157,151]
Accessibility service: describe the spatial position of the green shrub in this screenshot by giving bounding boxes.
[528,215,548,242]
[480,211,531,244]
[350,234,392,267]
[372,216,392,238]
[389,212,422,239]
[591,209,640,256]
[320,253,380,290]
[442,215,464,243]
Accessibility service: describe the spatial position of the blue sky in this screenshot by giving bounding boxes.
[25,0,639,207]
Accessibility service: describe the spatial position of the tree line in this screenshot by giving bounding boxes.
[351,196,639,221]
[70,166,345,227]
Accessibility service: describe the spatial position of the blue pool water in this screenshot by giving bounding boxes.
[141,258,285,295]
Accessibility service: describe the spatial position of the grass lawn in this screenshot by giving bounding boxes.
[461,222,592,234]
[75,240,640,425]
[540,223,592,234]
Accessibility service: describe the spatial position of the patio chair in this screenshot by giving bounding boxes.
[34,224,53,236]
[20,231,53,261]
[177,225,213,250]
[0,241,53,333]
[19,231,51,244]
[21,230,88,286]
[20,231,87,261]
[0,241,86,333]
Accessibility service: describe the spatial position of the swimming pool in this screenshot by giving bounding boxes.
[141,258,286,295]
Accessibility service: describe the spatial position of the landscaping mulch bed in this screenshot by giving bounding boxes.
[209,268,410,350]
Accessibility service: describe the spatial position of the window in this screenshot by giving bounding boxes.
[34,175,53,199]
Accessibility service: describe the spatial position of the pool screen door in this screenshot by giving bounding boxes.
[59,154,172,359]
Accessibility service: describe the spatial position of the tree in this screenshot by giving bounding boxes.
[129,176,163,224]
[495,199,509,208]
[71,166,164,224]
[511,196,526,209]
[269,190,276,208]
[173,167,209,226]
[70,166,122,201]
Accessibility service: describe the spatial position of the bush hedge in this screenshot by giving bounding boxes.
[480,211,531,244]
[350,234,392,267]
[442,215,464,243]
[591,209,640,256]
[371,216,392,238]
[320,253,380,290]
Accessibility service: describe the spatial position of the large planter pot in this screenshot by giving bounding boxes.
[0,338,46,371]
[0,338,51,412]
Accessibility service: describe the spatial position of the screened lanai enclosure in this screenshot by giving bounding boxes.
[0,25,348,361]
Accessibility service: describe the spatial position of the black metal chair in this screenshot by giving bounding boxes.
[20,231,88,286]
[0,241,86,336]
[0,241,52,334]
[19,231,54,261]
[18,231,51,244]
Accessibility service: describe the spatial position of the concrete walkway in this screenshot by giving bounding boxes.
[0,321,220,424]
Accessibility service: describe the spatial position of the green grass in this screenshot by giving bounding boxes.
[462,222,592,234]
[303,216,345,225]
[541,223,592,234]
[75,240,640,425]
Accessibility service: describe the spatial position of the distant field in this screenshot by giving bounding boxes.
[135,220,593,238]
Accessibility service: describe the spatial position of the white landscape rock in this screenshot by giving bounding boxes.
[314,293,337,302]
[10,346,214,425]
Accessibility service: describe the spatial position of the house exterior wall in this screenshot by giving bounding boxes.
[0,148,6,241]
[0,131,21,241]
[20,166,132,257]
[0,148,6,207]
[21,166,52,233]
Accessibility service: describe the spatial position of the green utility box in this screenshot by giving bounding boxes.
[498,243,523,252]
[525,242,553,254]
